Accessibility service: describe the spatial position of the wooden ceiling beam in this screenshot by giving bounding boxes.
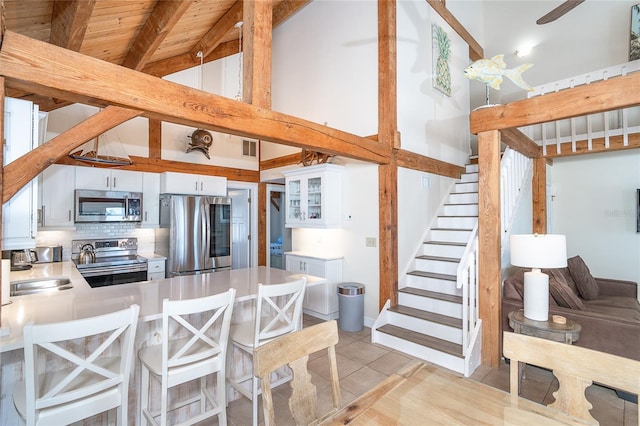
[49,0,96,51]
[499,128,540,158]
[470,73,640,133]
[190,1,242,62]
[395,149,464,179]
[142,40,239,78]
[426,0,483,61]
[272,0,311,26]
[122,0,195,71]
[0,31,390,164]
[3,106,142,203]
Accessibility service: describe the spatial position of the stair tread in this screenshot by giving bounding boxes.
[388,305,462,329]
[376,324,463,358]
[415,255,460,263]
[399,286,462,303]
[407,270,456,281]
[423,241,466,246]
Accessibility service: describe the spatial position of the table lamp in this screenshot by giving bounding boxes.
[510,234,567,321]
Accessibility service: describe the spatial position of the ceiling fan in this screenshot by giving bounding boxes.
[536,0,585,25]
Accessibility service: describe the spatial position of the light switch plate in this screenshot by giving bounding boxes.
[365,237,377,247]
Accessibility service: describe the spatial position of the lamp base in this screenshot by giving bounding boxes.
[523,268,549,321]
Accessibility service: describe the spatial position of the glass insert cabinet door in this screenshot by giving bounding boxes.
[307,177,322,220]
[287,178,302,222]
[283,164,343,228]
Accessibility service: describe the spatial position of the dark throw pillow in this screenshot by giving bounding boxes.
[547,268,585,310]
[567,255,600,300]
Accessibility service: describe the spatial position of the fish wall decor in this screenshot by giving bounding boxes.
[464,54,534,92]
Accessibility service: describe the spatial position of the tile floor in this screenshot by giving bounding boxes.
[225,316,638,425]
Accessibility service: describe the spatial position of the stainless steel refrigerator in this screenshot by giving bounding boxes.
[155,194,231,277]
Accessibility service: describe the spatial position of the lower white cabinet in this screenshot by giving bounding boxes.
[286,253,343,320]
[146,257,166,280]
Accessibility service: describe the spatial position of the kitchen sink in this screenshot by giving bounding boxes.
[10,277,73,297]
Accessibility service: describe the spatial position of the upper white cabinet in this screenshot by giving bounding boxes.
[283,164,343,228]
[75,167,142,192]
[142,172,160,228]
[160,172,226,196]
[2,98,39,249]
[39,164,75,229]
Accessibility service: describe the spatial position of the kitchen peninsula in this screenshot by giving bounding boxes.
[0,261,325,424]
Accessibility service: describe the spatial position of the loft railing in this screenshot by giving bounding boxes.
[522,60,640,154]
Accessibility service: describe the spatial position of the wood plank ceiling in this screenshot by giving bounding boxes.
[3,0,307,112]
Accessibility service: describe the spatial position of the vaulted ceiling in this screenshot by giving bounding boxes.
[3,0,309,111]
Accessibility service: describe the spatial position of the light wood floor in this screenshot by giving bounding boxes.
[223,315,637,426]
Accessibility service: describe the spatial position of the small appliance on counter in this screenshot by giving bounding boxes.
[8,249,38,271]
[33,245,63,263]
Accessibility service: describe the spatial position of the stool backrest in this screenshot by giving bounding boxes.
[254,320,341,425]
[22,304,140,424]
[161,288,236,372]
[254,278,306,348]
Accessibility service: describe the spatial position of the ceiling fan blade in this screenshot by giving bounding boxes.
[536,0,585,25]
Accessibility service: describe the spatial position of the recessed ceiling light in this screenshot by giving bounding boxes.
[515,45,533,57]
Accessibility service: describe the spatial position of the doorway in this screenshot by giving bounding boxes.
[229,186,255,269]
[267,184,291,270]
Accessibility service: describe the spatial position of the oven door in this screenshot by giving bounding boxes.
[81,264,148,288]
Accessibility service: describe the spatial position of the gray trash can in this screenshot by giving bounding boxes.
[337,282,365,332]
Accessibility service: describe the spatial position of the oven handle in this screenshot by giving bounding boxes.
[79,263,148,277]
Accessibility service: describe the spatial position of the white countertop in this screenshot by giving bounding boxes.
[0,262,324,353]
[284,251,344,261]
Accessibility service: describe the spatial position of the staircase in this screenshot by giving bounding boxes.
[372,163,482,376]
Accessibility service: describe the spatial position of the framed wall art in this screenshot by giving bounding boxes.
[432,24,451,96]
[631,3,640,60]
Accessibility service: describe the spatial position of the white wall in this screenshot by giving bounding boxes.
[271,0,471,323]
[449,0,639,108]
[549,151,640,286]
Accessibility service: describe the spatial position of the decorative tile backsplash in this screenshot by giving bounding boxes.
[36,223,156,260]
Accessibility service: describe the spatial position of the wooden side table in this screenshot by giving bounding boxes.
[507,309,581,393]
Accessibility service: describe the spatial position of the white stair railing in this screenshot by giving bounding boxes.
[500,147,533,248]
[456,149,531,371]
[456,224,478,357]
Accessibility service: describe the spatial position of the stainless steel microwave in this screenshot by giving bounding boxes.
[75,189,142,223]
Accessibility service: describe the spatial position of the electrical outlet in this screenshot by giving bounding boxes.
[365,237,377,247]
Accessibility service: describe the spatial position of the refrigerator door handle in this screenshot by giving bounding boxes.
[201,200,210,266]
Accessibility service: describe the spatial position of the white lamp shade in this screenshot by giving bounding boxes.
[510,234,567,269]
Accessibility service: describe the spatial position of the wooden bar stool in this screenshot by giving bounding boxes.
[12,304,140,426]
[227,278,306,426]
[138,289,236,426]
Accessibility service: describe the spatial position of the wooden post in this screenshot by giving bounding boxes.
[242,0,272,108]
[0,77,4,311]
[532,157,547,234]
[377,0,399,309]
[477,130,501,367]
[258,182,267,266]
[148,118,162,159]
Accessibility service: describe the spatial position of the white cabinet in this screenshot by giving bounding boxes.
[75,167,142,192]
[283,164,342,228]
[160,172,226,196]
[2,98,38,249]
[39,165,75,229]
[286,254,343,320]
[142,172,160,228]
[146,257,166,280]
